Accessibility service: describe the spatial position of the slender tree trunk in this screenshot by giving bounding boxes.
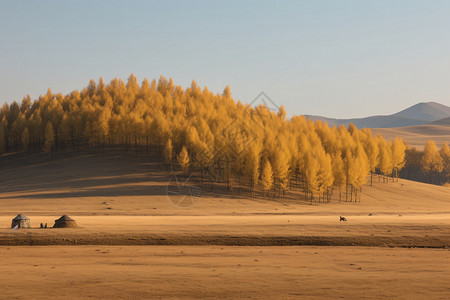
[345,184,348,202]
[359,187,362,202]
[350,186,353,202]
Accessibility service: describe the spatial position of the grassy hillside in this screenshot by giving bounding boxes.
[372,124,450,149]
[0,152,449,250]
[1,152,449,217]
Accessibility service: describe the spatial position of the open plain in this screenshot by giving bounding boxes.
[1,154,449,299]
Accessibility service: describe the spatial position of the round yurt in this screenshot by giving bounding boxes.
[53,215,79,228]
[11,214,31,229]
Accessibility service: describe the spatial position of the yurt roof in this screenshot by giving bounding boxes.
[55,215,75,221]
[13,214,30,221]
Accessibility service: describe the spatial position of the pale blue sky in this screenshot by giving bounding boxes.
[1,0,450,118]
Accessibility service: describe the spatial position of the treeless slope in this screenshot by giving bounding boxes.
[393,101,450,122]
[372,124,450,149]
[0,153,449,217]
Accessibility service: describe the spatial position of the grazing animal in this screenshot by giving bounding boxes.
[369,213,373,216]
[340,216,347,222]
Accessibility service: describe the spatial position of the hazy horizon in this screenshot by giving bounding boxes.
[2,0,450,118]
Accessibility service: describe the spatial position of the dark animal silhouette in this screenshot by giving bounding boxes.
[340,216,347,222]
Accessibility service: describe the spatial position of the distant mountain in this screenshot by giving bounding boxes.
[393,102,450,122]
[304,102,450,129]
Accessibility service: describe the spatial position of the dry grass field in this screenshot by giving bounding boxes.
[372,124,450,149]
[1,246,449,299]
[1,153,449,299]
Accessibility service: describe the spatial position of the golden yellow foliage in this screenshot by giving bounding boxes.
[164,138,173,165]
[0,74,405,201]
[177,146,190,176]
[376,136,392,176]
[421,140,443,174]
[440,142,450,179]
[43,121,54,153]
[261,159,273,194]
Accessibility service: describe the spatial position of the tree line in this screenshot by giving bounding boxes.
[0,74,406,202]
[401,141,450,185]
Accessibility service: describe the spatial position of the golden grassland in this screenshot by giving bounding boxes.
[1,154,449,299]
[372,124,450,150]
[1,246,449,299]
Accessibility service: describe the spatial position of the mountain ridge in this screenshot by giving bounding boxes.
[303,102,450,128]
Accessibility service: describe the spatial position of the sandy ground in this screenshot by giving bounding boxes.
[1,245,449,299]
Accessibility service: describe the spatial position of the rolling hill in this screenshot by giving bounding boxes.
[371,124,450,149]
[431,116,450,126]
[304,102,450,129]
